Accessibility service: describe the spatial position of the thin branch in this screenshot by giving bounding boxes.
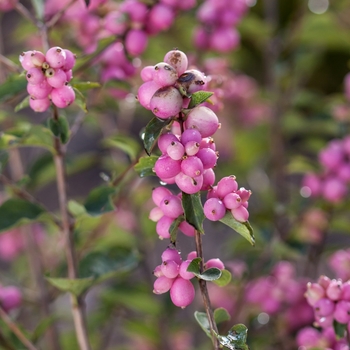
[15,3,37,26]
[63,111,86,149]
[195,231,220,350]
[46,0,77,28]
[52,106,91,350]
[0,54,21,73]
[0,306,38,350]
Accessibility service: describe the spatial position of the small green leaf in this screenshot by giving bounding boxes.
[0,74,26,103]
[188,91,214,109]
[0,150,9,174]
[213,269,232,287]
[199,268,222,281]
[187,257,201,274]
[182,192,204,234]
[78,247,138,284]
[72,81,101,91]
[46,277,94,297]
[143,117,172,155]
[169,215,185,243]
[194,311,212,338]
[214,308,231,325]
[103,134,141,162]
[220,212,255,246]
[0,199,44,233]
[73,87,88,113]
[68,200,87,217]
[14,96,30,112]
[134,155,158,177]
[48,116,70,144]
[84,186,116,216]
[333,320,347,340]
[31,316,58,343]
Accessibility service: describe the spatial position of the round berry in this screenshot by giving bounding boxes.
[170,277,195,308]
[203,198,226,221]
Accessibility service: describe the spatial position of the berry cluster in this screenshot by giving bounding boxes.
[194,0,247,52]
[297,276,350,349]
[19,47,76,112]
[0,285,22,312]
[302,136,350,203]
[153,248,225,308]
[138,49,208,118]
[204,176,251,222]
[0,0,17,12]
[149,187,195,240]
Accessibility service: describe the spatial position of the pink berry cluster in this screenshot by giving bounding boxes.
[194,0,248,52]
[19,47,76,112]
[138,49,208,119]
[297,276,350,349]
[0,0,17,12]
[0,284,22,312]
[245,261,313,331]
[149,187,195,240]
[153,247,225,308]
[302,135,350,203]
[204,176,251,222]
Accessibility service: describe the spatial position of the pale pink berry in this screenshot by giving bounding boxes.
[30,50,45,67]
[154,155,181,179]
[152,186,173,206]
[326,279,343,301]
[184,141,200,156]
[46,68,67,88]
[302,173,322,197]
[323,177,347,203]
[161,248,182,265]
[137,81,162,110]
[181,156,204,177]
[179,260,195,280]
[296,327,321,347]
[140,66,154,82]
[63,49,76,71]
[150,86,183,119]
[45,46,67,68]
[153,276,174,294]
[318,275,331,290]
[167,141,185,160]
[201,168,216,191]
[29,97,51,112]
[125,29,148,56]
[204,198,226,221]
[27,80,52,99]
[184,106,219,137]
[164,49,188,76]
[179,221,195,237]
[305,282,326,306]
[161,260,180,279]
[51,85,75,108]
[333,300,350,324]
[156,215,173,239]
[314,298,335,317]
[153,62,178,87]
[149,207,164,222]
[159,195,183,219]
[200,137,216,150]
[19,51,35,70]
[216,176,238,198]
[223,192,241,209]
[231,205,249,222]
[175,172,203,194]
[153,265,163,277]
[26,67,45,85]
[205,258,225,270]
[170,277,195,308]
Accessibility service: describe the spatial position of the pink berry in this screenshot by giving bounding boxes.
[164,49,188,76]
[137,81,162,110]
[231,205,249,222]
[152,186,173,206]
[161,248,182,264]
[158,133,179,154]
[179,260,195,280]
[29,97,51,112]
[26,67,45,85]
[150,86,183,119]
[181,156,204,177]
[305,282,326,306]
[196,148,218,169]
[146,4,174,33]
[161,260,180,279]
[153,265,163,277]
[0,286,22,312]
[153,62,178,87]
[63,49,76,71]
[125,29,148,56]
[314,298,335,317]
[326,279,343,301]
[51,85,75,108]
[153,276,174,294]
[175,172,203,194]
[46,68,67,88]
[333,300,350,324]
[179,221,195,237]
[27,79,52,99]
[45,46,67,68]
[223,192,241,209]
[156,215,173,239]
[184,106,219,138]
[170,277,195,308]
[201,168,216,190]
[181,129,202,145]
[140,66,154,82]
[154,155,181,179]
[205,258,225,270]
[159,195,183,219]
[204,198,226,221]
[216,176,238,198]
[19,51,35,70]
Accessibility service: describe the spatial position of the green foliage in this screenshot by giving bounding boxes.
[134,155,158,177]
[84,185,116,216]
[181,192,205,234]
[0,198,44,233]
[48,115,70,144]
[188,91,214,109]
[72,87,88,113]
[46,277,94,297]
[212,269,232,287]
[187,258,222,281]
[169,214,185,243]
[103,134,141,162]
[0,74,26,103]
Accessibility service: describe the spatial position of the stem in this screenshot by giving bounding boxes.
[52,107,91,350]
[194,231,220,350]
[0,306,38,350]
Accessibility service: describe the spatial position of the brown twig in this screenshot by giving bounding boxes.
[0,54,21,73]
[0,306,38,350]
[52,106,91,350]
[195,231,220,350]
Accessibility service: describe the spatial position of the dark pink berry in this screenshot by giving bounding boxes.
[181,156,204,177]
[197,148,218,169]
[154,155,181,179]
[175,172,203,194]
[179,221,195,237]
[170,277,195,308]
[160,195,183,219]
[125,29,148,56]
[204,198,226,221]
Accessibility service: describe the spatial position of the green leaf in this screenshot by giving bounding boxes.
[182,192,204,234]
[78,247,138,284]
[46,277,94,297]
[31,316,59,343]
[333,320,347,340]
[194,311,212,339]
[219,212,255,246]
[188,91,214,109]
[14,96,30,112]
[68,200,87,217]
[134,155,158,177]
[71,81,101,91]
[199,268,222,281]
[143,117,172,155]
[73,87,88,113]
[214,308,231,325]
[187,257,202,274]
[103,134,141,162]
[0,74,26,103]
[0,199,44,233]
[169,215,185,243]
[216,324,249,350]
[48,116,70,144]
[213,269,232,287]
[84,186,116,216]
